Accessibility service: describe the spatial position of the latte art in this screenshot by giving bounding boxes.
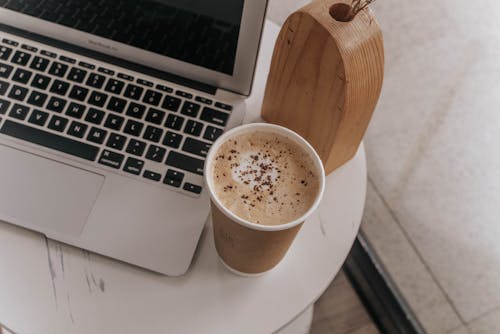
[212,131,320,225]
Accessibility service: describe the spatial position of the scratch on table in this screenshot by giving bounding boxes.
[98,278,106,293]
[317,211,327,237]
[83,249,107,294]
[59,244,65,277]
[91,273,97,287]
[66,293,75,324]
[84,269,93,294]
[44,236,58,308]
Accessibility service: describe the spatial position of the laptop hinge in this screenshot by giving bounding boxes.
[0,23,218,95]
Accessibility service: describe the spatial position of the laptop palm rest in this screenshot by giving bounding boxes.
[0,144,104,236]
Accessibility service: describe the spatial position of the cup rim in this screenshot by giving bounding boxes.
[204,123,326,232]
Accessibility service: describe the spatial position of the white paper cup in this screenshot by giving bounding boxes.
[204,123,326,275]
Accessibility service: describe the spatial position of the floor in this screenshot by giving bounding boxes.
[310,271,379,334]
[268,1,500,333]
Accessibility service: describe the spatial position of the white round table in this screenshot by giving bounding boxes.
[0,20,367,334]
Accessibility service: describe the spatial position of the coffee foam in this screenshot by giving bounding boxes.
[211,131,320,226]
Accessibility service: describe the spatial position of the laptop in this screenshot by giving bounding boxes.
[0,0,268,276]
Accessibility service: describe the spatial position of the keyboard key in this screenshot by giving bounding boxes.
[8,85,28,101]
[106,133,127,150]
[162,95,181,111]
[41,50,57,58]
[183,183,202,194]
[143,170,161,181]
[9,103,29,120]
[31,73,51,89]
[124,83,143,100]
[165,151,204,176]
[195,96,212,105]
[215,102,233,111]
[200,107,229,126]
[175,90,192,99]
[126,139,146,156]
[164,114,184,130]
[0,46,12,61]
[67,121,88,138]
[30,56,49,72]
[11,51,31,66]
[0,80,9,95]
[47,115,68,132]
[78,61,95,70]
[137,79,153,87]
[145,108,165,125]
[143,125,163,142]
[145,144,166,162]
[68,67,87,83]
[182,137,211,157]
[46,96,66,113]
[2,39,17,47]
[106,96,127,113]
[48,62,68,77]
[143,89,162,106]
[184,119,203,136]
[98,150,124,169]
[27,91,48,107]
[12,68,32,84]
[162,131,182,148]
[1,120,98,161]
[104,114,124,130]
[21,44,37,52]
[0,62,13,78]
[203,126,224,142]
[126,102,146,119]
[28,109,49,126]
[88,91,108,107]
[59,55,76,64]
[180,101,200,117]
[86,73,105,89]
[123,119,143,136]
[118,73,133,81]
[68,85,89,101]
[163,169,184,187]
[65,102,86,119]
[85,108,105,125]
[98,67,114,75]
[87,127,107,144]
[0,98,10,114]
[123,157,144,175]
[105,79,124,94]
[156,84,173,93]
[50,79,70,95]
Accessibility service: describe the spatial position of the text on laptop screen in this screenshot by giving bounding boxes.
[2,0,245,75]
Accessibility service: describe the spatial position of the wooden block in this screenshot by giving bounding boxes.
[261,0,384,174]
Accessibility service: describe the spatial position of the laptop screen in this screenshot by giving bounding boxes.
[2,0,244,76]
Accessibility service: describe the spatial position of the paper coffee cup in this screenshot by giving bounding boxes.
[204,123,326,276]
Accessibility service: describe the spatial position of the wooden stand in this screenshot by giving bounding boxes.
[261,0,384,174]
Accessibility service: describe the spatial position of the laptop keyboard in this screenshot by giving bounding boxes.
[0,36,234,196]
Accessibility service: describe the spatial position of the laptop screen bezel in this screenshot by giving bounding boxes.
[0,1,268,96]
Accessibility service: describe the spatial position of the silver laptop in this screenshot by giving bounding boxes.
[0,0,267,275]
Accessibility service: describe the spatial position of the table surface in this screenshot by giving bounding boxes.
[0,20,367,334]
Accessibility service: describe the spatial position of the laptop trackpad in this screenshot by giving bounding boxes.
[0,144,104,236]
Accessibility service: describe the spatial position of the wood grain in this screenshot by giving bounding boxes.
[261,0,384,173]
[311,270,379,334]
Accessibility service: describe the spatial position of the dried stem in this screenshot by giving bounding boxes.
[348,0,376,20]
